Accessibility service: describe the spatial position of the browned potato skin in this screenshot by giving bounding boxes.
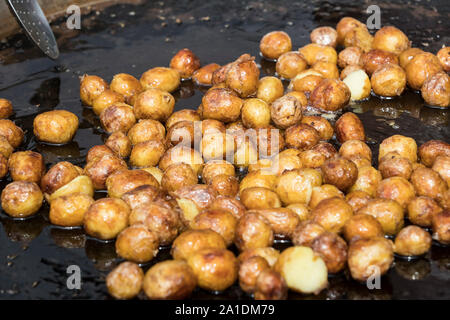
[256,77,284,104]
[335,112,365,143]
[49,193,94,227]
[240,169,277,194]
[34,110,79,144]
[419,140,450,167]
[1,181,43,217]
[115,224,159,263]
[394,225,431,257]
[379,135,418,163]
[270,151,302,176]
[269,95,301,129]
[106,262,143,300]
[301,116,334,141]
[437,46,450,72]
[431,209,450,244]
[0,98,13,119]
[192,63,221,86]
[80,74,108,106]
[121,185,163,210]
[379,153,413,179]
[84,154,128,190]
[201,119,226,135]
[339,140,372,161]
[311,232,348,273]
[159,146,204,176]
[105,131,132,158]
[274,168,322,205]
[166,109,201,129]
[0,120,23,148]
[285,123,320,150]
[0,154,7,178]
[254,269,288,300]
[171,229,226,260]
[110,73,142,104]
[299,44,338,65]
[128,119,165,145]
[338,46,364,68]
[321,157,358,192]
[191,209,237,246]
[100,103,136,134]
[130,139,166,168]
[202,160,235,184]
[106,169,159,198]
[237,247,280,268]
[405,52,443,90]
[0,136,13,159]
[343,213,384,243]
[399,48,424,69]
[371,63,407,97]
[343,26,373,53]
[143,260,197,299]
[173,184,217,213]
[86,145,115,163]
[309,184,344,209]
[348,237,394,282]
[40,161,80,195]
[260,31,292,60]
[345,191,372,212]
[209,196,246,220]
[161,163,197,193]
[239,256,270,293]
[169,48,201,79]
[92,89,125,116]
[201,87,243,123]
[209,174,239,197]
[241,98,271,129]
[252,207,300,238]
[310,79,351,112]
[292,221,326,246]
[312,61,339,79]
[241,187,281,210]
[349,166,382,197]
[407,196,442,227]
[377,176,415,208]
[84,198,130,240]
[134,89,175,122]
[310,26,337,48]
[287,203,311,222]
[336,17,366,46]
[235,212,274,251]
[226,57,260,98]
[290,74,324,93]
[411,167,446,203]
[140,67,180,92]
[311,197,353,233]
[8,151,45,183]
[276,51,307,79]
[432,156,450,187]
[299,150,326,169]
[165,120,198,148]
[357,198,404,235]
[421,71,450,108]
[311,142,338,160]
[372,26,410,56]
[362,49,399,76]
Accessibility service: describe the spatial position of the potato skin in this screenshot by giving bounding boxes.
[394,225,431,257]
[187,248,238,291]
[407,196,442,227]
[159,146,204,176]
[349,166,382,197]
[275,168,322,205]
[239,255,270,293]
[105,131,132,158]
[312,197,353,233]
[357,198,404,235]
[348,237,394,282]
[92,89,125,116]
[309,184,344,209]
[226,57,260,98]
[106,262,143,300]
[285,123,320,150]
[127,119,165,145]
[336,17,366,46]
[340,65,363,80]
[431,209,450,244]
[343,25,373,53]
[110,73,143,104]
[241,187,281,210]
[339,140,372,162]
[379,134,418,163]
[310,79,350,112]
[255,269,288,300]
[192,63,221,86]
[260,31,292,60]
[161,163,197,193]
[432,155,450,187]
[41,161,80,195]
[399,48,424,69]
[345,190,372,212]
[379,153,413,179]
[140,67,180,92]
[208,174,239,197]
[343,213,384,243]
[371,63,406,97]
[311,142,338,160]
[411,167,446,203]
[49,193,94,227]
[130,139,166,168]
[421,71,450,108]
[299,43,337,65]
[311,232,348,273]
[321,157,358,192]
[209,196,246,220]
[419,140,450,167]
[310,26,337,48]
[173,184,217,222]
[270,95,301,129]
[0,153,7,178]
[335,112,365,143]
[235,212,274,251]
[86,145,115,163]
[100,103,136,134]
[80,74,108,106]
[377,176,415,208]
[171,229,226,261]
[166,109,201,129]
[106,169,159,198]
[289,71,324,93]
[252,207,300,238]
[143,260,197,299]
[362,49,399,75]
[121,184,163,210]
[301,116,334,141]
[134,89,175,122]
[0,98,13,119]
[191,209,237,246]
[372,26,410,55]
[202,160,235,184]
[8,151,45,183]
[170,48,200,79]
[33,110,78,144]
[0,136,13,159]
[201,87,243,123]
[115,224,159,263]
[256,77,284,104]
[405,52,443,90]
[437,46,450,72]
[1,181,43,218]
[338,46,364,68]
[276,51,307,79]
[84,154,128,190]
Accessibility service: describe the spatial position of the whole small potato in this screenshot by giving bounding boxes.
[394,225,432,257]
[338,46,364,68]
[201,132,235,161]
[379,134,418,163]
[419,140,450,167]
[241,98,271,129]
[270,151,302,176]
[343,25,373,53]
[253,207,300,238]
[238,247,280,267]
[127,119,165,145]
[398,48,424,69]
[274,246,328,295]
[255,125,285,158]
[134,89,175,121]
[256,77,284,104]
[321,157,358,192]
[260,31,292,60]
[49,193,94,227]
[287,203,311,222]
[169,48,200,79]
[143,260,197,299]
[289,70,324,93]
[312,61,339,79]
[239,256,270,293]
[84,154,128,190]
[431,209,450,244]
[171,229,226,260]
[166,109,201,129]
[275,168,322,205]
[235,212,274,251]
[339,140,372,161]
[201,119,226,136]
[201,87,243,123]
[173,184,217,222]
[110,73,143,104]
[347,155,372,169]
[343,213,384,243]
[0,135,13,158]
[209,196,246,220]
[310,26,338,48]
[106,262,143,300]
[421,71,450,108]
[165,121,196,148]
[239,168,277,193]
[115,224,159,263]
[0,98,13,119]
[106,169,159,198]
[225,57,260,98]
[161,163,197,193]
[41,161,80,195]
[340,65,364,80]
[379,152,413,179]
[377,176,415,208]
[299,150,326,169]
[335,112,365,143]
[130,139,166,168]
[0,153,7,178]
[292,221,326,246]
[372,26,410,55]
[86,145,115,163]
[105,131,132,158]
[336,17,366,46]
[208,174,239,197]
[349,166,382,197]
[140,67,180,92]
[299,43,337,65]
[301,116,333,141]
[8,151,45,183]
[285,123,320,150]
[348,237,394,282]
[192,63,221,86]
[276,51,307,79]
[100,103,136,134]
[411,167,446,203]
[33,110,79,144]
[357,198,404,235]
[202,160,235,184]
[342,69,372,101]
[255,269,288,300]
[436,46,450,72]
[0,120,23,149]
[1,181,43,218]
[121,184,163,210]
[84,198,130,240]
[187,248,238,291]
[311,197,353,233]
[309,184,344,209]
[371,63,406,97]
[311,232,348,273]
[159,146,204,176]
[432,155,450,187]
[79,74,108,106]
[92,89,125,116]
[191,209,237,246]
[407,196,442,227]
[345,190,372,212]
[405,52,443,90]
[362,49,399,75]
[310,78,350,112]
[311,142,338,159]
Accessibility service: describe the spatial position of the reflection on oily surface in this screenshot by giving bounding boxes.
[50,227,86,249]
[0,213,47,243]
[35,140,81,165]
[395,258,431,281]
[85,239,118,272]
[431,245,450,272]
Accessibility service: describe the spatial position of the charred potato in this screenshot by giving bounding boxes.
[310,78,350,112]
[372,26,410,55]
[421,71,450,108]
[357,198,404,235]
[276,51,307,79]
[405,52,443,90]
[259,31,292,60]
[110,73,143,104]
[100,103,136,133]
[79,74,108,106]
[371,63,406,97]
[140,67,180,92]
[8,151,45,183]
[106,262,143,300]
[49,193,94,227]
[311,197,353,233]
[394,225,431,257]
[33,110,79,144]
[115,224,159,263]
[1,181,43,218]
[169,48,201,79]
[171,229,226,261]
[343,213,384,243]
[235,212,274,251]
[321,157,358,192]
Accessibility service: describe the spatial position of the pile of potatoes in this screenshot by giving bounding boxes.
[0,16,449,301]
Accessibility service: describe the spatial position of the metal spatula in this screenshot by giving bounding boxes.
[6,0,60,59]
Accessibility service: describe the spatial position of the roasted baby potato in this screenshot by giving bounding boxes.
[192,63,221,86]
[33,110,79,144]
[0,153,7,179]
[225,56,260,98]
[310,232,348,273]
[311,142,338,160]
[44,174,94,203]
[421,71,450,108]
[166,109,201,129]
[343,69,372,101]
[357,198,404,235]
[299,43,337,65]
[254,269,288,300]
[338,46,364,68]
[312,61,339,79]
[407,196,442,227]
[379,134,418,163]
[310,26,338,48]
[84,154,128,190]
[411,167,446,203]
[288,70,324,93]
[235,212,274,251]
[161,163,197,193]
[339,140,372,162]
[432,155,450,187]
[100,103,136,134]
[49,193,94,227]
[321,157,358,192]
[270,95,302,129]
[362,49,399,76]
[292,221,326,246]
[340,65,364,80]
[105,131,132,158]
[259,31,292,60]
[418,140,450,167]
[239,256,270,293]
[165,120,198,148]
[201,160,235,184]
[169,48,201,79]
[286,203,311,222]
[86,145,115,163]
[173,184,216,222]
[436,46,450,72]
[0,98,13,119]
[276,51,307,79]
[349,166,382,197]
[201,87,243,123]
[299,150,326,169]
[301,115,334,141]
[159,146,204,176]
[336,17,366,46]
[106,169,159,198]
[80,74,108,106]
[92,89,125,116]
[240,169,277,193]
[8,151,45,183]
[241,187,282,210]
[285,123,320,150]
[127,119,165,145]
[310,78,350,112]
[394,225,431,257]
[309,184,344,209]
[343,25,373,53]
[371,63,406,97]
[405,52,443,90]
[379,152,413,179]
[342,213,384,243]
[256,77,284,104]
[121,184,163,210]
[345,190,372,212]
[130,139,166,168]
[191,209,237,246]
[275,168,322,205]
[311,197,353,233]
[1,181,43,218]
[377,176,415,208]
[335,112,365,143]
[0,119,23,149]
[252,207,300,238]
[200,132,235,161]
[110,73,143,104]
[134,89,175,122]
[115,223,159,263]
[106,262,143,300]
[209,196,246,220]
[398,47,424,69]
[431,209,450,244]
[372,26,410,55]
[41,161,80,195]
[0,135,13,159]
[140,67,180,92]
[171,229,226,261]
[240,98,271,129]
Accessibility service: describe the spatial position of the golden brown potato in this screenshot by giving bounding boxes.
[79,74,108,106]
[253,207,300,238]
[110,73,143,104]
[164,120,198,148]
[411,167,446,203]
[394,225,431,257]
[289,70,324,93]
[169,48,200,79]
[173,184,216,222]
[379,134,418,163]
[348,237,394,282]
[310,232,347,273]
[201,132,235,161]
[437,46,450,72]
[86,145,115,163]
[159,146,203,176]
[421,71,450,108]
[8,151,45,183]
[310,26,338,48]
[49,193,94,227]
[309,184,344,209]
[372,26,410,55]
[379,152,413,179]
[357,198,404,235]
[121,184,162,210]
[274,246,328,294]
[192,63,221,86]
[115,224,159,263]
[347,155,372,169]
[275,168,322,205]
[45,175,94,203]
[376,176,415,208]
[141,166,163,184]
[33,110,78,144]
[84,198,130,240]
[161,163,197,193]
[106,262,143,300]
[235,212,274,251]
[40,161,80,195]
[311,142,338,159]
[239,256,270,293]
[140,67,180,92]
[286,203,311,222]
[339,140,372,162]
[300,116,333,141]
[209,196,246,220]
[241,187,281,210]
[285,123,320,150]
[143,260,197,299]
[105,131,132,158]
[340,65,363,80]
[431,209,450,244]
[201,160,235,184]
[0,135,13,159]
[255,125,285,158]
[338,46,364,68]
[371,63,406,97]
[312,61,339,79]
[321,157,358,192]
[239,169,277,194]
[343,213,384,243]
[127,119,165,145]
[311,197,353,233]
[299,43,337,65]
[419,140,450,167]
[276,51,307,79]
[345,190,372,212]
[208,174,239,197]
[310,78,350,112]
[225,56,260,98]
[349,166,382,197]
[336,17,366,46]
[269,151,302,176]
[187,248,238,291]
[134,89,175,122]
[201,87,243,123]
[201,119,226,135]
[1,181,43,218]
[405,52,443,90]
[254,269,288,300]
[343,25,373,53]
[130,139,166,168]
[362,50,398,77]
[407,196,442,227]
[0,153,7,178]
[442,189,450,210]
[335,112,365,143]
[171,229,226,260]
[299,150,326,169]
[92,89,125,116]
[237,247,280,268]
[191,209,237,246]
[84,154,128,190]
[0,98,13,119]
[292,221,326,246]
[432,155,450,187]
[100,103,136,134]
[399,48,424,69]
[256,77,284,104]
[239,99,270,129]
[106,169,159,198]
[166,109,201,129]
[260,31,292,60]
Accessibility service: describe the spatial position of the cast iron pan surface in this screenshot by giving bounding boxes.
[0,0,449,299]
